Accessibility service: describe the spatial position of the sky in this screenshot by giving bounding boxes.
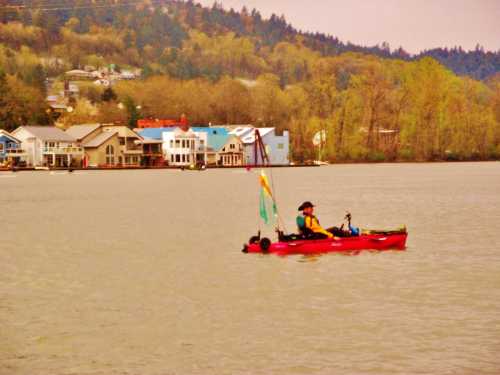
[197,0,500,54]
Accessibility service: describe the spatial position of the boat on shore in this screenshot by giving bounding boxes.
[243,229,408,256]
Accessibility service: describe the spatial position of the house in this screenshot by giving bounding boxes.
[161,127,208,167]
[0,130,26,167]
[136,138,164,166]
[120,70,136,80]
[101,125,143,166]
[12,126,83,167]
[65,69,93,80]
[195,128,243,166]
[136,127,200,166]
[66,124,146,167]
[65,124,113,167]
[81,131,120,167]
[229,126,290,165]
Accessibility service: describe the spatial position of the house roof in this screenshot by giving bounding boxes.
[17,126,76,142]
[192,127,229,136]
[101,125,142,139]
[207,134,229,152]
[137,126,236,147]
[65,124,101,141]
[66,69,89,75]
[233,128,275,144]
[83,131,117,148]
[137,127,175,140]
[50,103,68,110]
[0,129,21,143]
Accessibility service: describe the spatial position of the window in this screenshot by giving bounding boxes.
[176,154,180,162]
[105,145,115,165]
[170,140,173,148]
[171,154,174,162]
[0,143,3,153]
[277,143,284,150]
[175,140,180,148]
[181,154,185,162]
[119,139,125,146]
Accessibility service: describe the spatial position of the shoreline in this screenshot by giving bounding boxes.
[0,164,318,172]
[0,159,498,172]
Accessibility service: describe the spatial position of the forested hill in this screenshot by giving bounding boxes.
[0,0,499,81]
[1,0,499,163]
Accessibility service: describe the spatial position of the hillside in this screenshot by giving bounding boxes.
[0,0,499,162]
[0,0,499,80]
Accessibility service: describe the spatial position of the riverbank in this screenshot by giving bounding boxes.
[3,158,500,173]
[0,164,320,172]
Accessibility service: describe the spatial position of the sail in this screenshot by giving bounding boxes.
[259,170,277,225]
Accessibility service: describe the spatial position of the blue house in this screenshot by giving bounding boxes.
[0,129,25,166]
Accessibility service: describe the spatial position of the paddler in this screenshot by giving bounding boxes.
[297,201,339,239]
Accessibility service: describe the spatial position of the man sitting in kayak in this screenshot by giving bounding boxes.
[296,201,339,240]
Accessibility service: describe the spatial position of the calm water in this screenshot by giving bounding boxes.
[1,163,499,375]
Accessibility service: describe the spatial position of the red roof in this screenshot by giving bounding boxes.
[138,117,189,129]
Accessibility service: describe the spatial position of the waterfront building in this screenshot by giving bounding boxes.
[161,127,208,167]
[197,129,244,166]
[228,126,290,165]
[66,124,148,167]
[0,130,26,167]
[137,138,164,167]
[101,125,143,166]
[12,126,83,167]
[81,131,121,167]
[137,126,243,167]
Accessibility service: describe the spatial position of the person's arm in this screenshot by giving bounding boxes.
[307,217,334,238]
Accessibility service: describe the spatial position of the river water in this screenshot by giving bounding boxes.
[1,163,499,375]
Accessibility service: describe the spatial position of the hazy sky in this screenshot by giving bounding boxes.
[198,0,500,54]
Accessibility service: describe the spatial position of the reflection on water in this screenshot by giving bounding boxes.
[1,162,500,375]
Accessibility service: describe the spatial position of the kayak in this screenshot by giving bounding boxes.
[242,231,408,256]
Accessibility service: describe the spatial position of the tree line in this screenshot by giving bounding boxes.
[54,54,500,162]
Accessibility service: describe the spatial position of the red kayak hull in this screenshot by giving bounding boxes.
[244,233,408,256]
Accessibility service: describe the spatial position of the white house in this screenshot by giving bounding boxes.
[12,126,83,167]
[162,127,208,166]
[229,126,290,166]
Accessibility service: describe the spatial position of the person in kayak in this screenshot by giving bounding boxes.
[296,201,339,239]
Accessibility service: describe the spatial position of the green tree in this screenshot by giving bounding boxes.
[124,96,141,129]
